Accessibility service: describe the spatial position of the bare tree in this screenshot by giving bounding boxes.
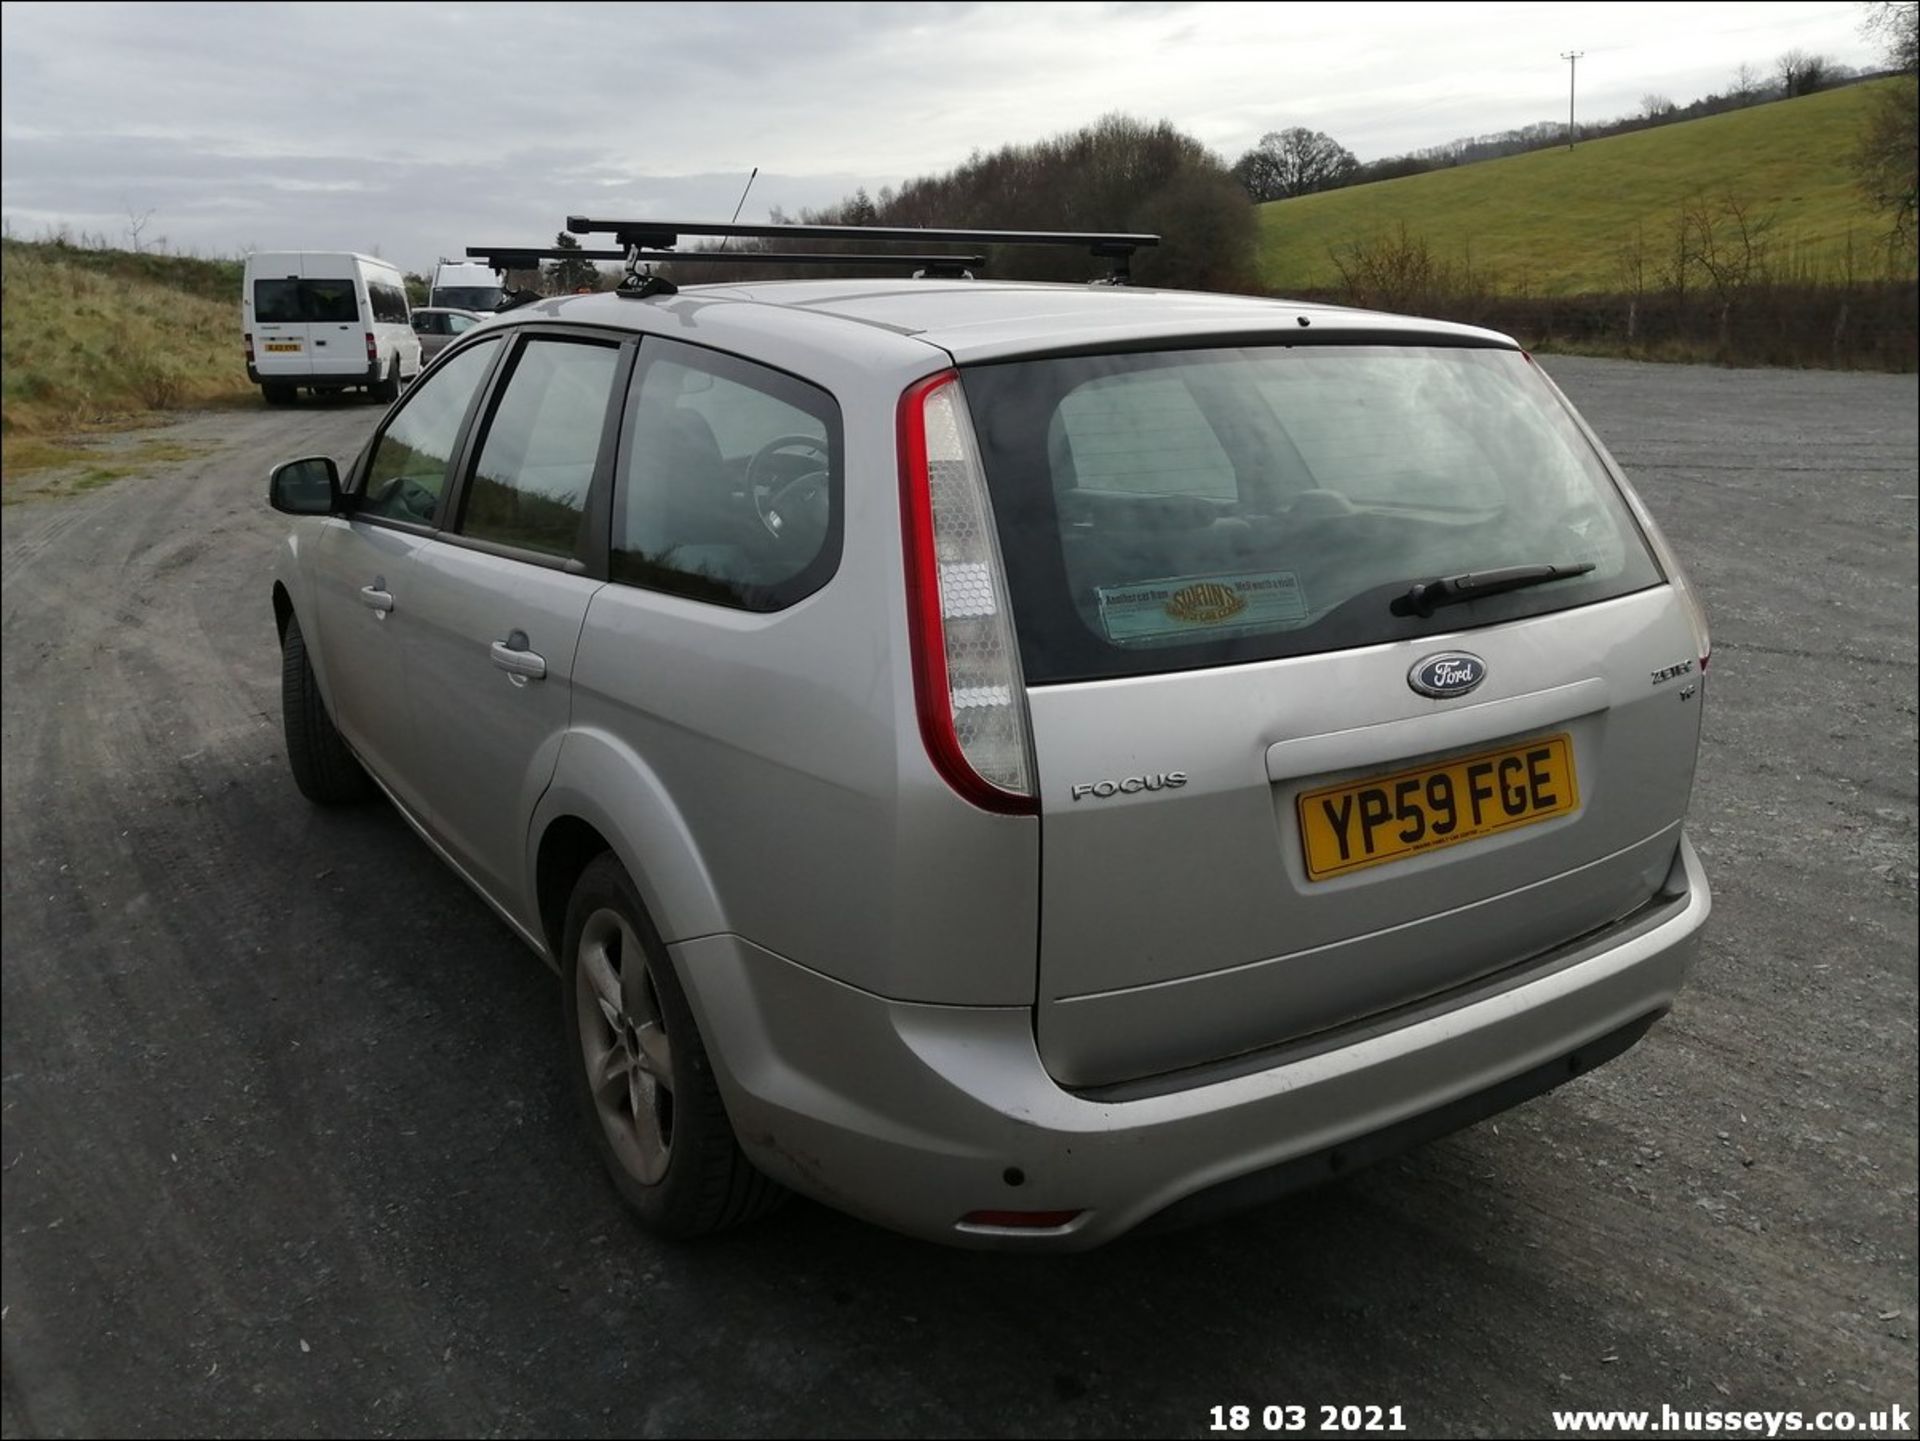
[1776,48,1834,97]
[1640,93,1677,120]
[1855,1,1919,250]
[1688,191,1778,297]
[1232,127,1359,202]
[124,198,155,253]
[1864,0,1919,70]
[1657,199,1700,299]
[1615,222,1651,297]
[1327,222,1444,311]
[1729,62,1762,100]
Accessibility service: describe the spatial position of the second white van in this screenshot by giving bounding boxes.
[428,259,504,313]
[243,251,423,405]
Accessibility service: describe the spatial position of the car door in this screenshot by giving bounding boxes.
[250,266,315,378]
[299,256,367,383]
[413,310,446,359]
[303,336,505,804]
[565,336,854,961]
[392,328,627,920]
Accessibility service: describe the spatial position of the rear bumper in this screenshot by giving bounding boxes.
[249,360,381,389]
[674,834,1710,1250]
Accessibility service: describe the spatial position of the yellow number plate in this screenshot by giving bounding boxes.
[1297,734,1579,881]
[264,342,301,352]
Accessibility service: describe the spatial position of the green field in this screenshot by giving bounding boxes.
[1258,81,1908,296]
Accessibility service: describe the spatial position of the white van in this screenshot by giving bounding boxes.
[242,251,422,405]
[428,259,504,313]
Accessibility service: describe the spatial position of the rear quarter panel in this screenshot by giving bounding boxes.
[539,304,1042,1006]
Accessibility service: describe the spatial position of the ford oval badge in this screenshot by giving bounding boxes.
[1409,652,1487,698]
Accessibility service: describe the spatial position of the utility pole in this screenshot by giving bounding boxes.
[1560,51,1585,150]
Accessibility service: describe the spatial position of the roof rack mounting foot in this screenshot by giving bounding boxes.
[617,242,679,298]
[620,272,679,299]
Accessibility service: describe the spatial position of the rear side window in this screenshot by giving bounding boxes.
[360,338,500,524]
[963,345,1663,684]
[458,337,620,557]
[611,338,841,611]
[368,281,409,325]
[254,278,359,325]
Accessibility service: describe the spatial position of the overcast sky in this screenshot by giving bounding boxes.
[0,0,1885,276]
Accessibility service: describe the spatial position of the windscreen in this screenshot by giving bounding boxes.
[431,286,502,312]
[253,278,359,324]
[962,345,1663,684]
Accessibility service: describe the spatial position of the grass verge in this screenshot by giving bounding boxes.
[2,239,255,447]
[1,435,216,504]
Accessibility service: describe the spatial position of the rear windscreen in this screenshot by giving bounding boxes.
[962,345,1663,684]
[431,286,502,312]
[253,278,359,324]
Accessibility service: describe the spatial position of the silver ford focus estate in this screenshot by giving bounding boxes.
[267,231,1711,1249]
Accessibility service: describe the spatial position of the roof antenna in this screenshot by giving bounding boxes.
[717,167,759,254]
[620,166,759,298]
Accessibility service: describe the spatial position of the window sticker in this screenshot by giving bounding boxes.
[1095,570,1308,644]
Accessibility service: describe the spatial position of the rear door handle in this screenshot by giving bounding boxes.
[359,582,394,614]
[490,630,547,682]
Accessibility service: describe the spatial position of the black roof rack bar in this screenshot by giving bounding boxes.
[564,216,1158,280]
[566,216,1156,252]
[466,247,628,268]
[468,246,985,271]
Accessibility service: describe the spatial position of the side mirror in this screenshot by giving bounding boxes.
[268,456,341,515]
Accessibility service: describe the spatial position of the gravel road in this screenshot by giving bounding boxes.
[2,359,1915,1438]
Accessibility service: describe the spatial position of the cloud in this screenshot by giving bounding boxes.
[0,0,1883,271]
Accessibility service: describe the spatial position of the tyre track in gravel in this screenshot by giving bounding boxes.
[3,402,521,1436]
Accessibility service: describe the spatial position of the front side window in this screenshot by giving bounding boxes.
[360,338,500,524]
[458,337,619,557]
[611,339,841,611]
[963,345,1663,683]
[447,313,479,335]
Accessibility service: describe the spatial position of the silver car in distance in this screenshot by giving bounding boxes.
[267,273,1711,1249]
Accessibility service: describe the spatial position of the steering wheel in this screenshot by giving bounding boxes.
[367,473,440,522]
[745,434,830,542]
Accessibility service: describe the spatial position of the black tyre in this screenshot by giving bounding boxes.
[280,614,373,804]
[370,356,400,403]
[561,852,784,1238]
[261,383,296,406]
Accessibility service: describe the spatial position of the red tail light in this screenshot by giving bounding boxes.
[243,332,254,363]
[898,371,1036,816]
[365,332,378,363]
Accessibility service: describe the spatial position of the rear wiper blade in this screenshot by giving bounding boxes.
[1389,561,1596,618]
